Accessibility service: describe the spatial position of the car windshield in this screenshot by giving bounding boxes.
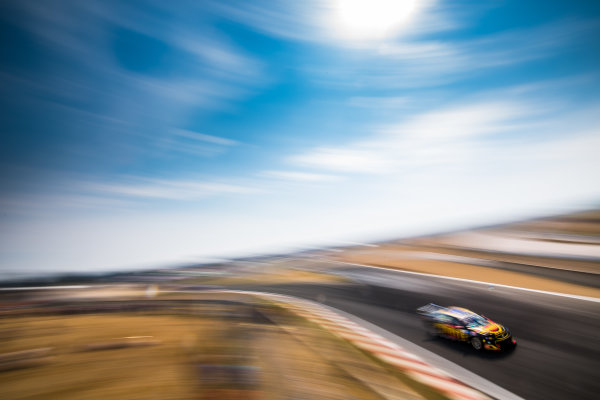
[463,315,489,327]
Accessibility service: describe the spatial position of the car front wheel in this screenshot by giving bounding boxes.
[470,337,483,350]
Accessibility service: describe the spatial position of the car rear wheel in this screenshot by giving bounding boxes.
[426,323,438,337]
[471,337,483,350]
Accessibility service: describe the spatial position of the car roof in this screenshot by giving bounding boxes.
[438,306,480,320]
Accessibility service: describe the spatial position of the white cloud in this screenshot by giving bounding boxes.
[288,100,536,173]
[382,101,541,140]
[287,93,600,178]
[261,170,342,182]
[289,148,394,173]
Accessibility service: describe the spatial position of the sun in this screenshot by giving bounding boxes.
[332,0,417,40]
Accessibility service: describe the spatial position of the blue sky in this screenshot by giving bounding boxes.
[1,0,599,276]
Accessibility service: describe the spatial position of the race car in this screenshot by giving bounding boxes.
[417,303,517,351]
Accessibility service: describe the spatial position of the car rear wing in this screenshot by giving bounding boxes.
[416,303,446,316]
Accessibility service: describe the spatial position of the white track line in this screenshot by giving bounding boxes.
[332,261,600,303]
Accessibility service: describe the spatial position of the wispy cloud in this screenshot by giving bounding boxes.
[308,19,595,89]
[1,1,267,173]
[171,129,238,146]
[207,1,330,43]
[157,129,240,157]
[85,178,259,201]
[0,173,262,217]
[287,91,598,175]
[381,101,545,141]
[289,148,394,174]
[261,170,342,182]
[208,1,594,89]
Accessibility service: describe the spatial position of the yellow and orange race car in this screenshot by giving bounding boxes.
[417,303,517,351]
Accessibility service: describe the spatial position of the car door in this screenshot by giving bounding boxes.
[435,315,467,340]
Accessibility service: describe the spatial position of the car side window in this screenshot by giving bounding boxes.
[437,315,463,326]
[435,315,453,324]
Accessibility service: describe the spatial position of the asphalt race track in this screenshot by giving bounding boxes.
[234,265,600,400]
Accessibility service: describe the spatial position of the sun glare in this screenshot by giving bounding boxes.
[333,0,417,40]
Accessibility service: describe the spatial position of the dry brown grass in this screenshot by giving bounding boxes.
[0,294,434,400]
[0,314,202,400]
